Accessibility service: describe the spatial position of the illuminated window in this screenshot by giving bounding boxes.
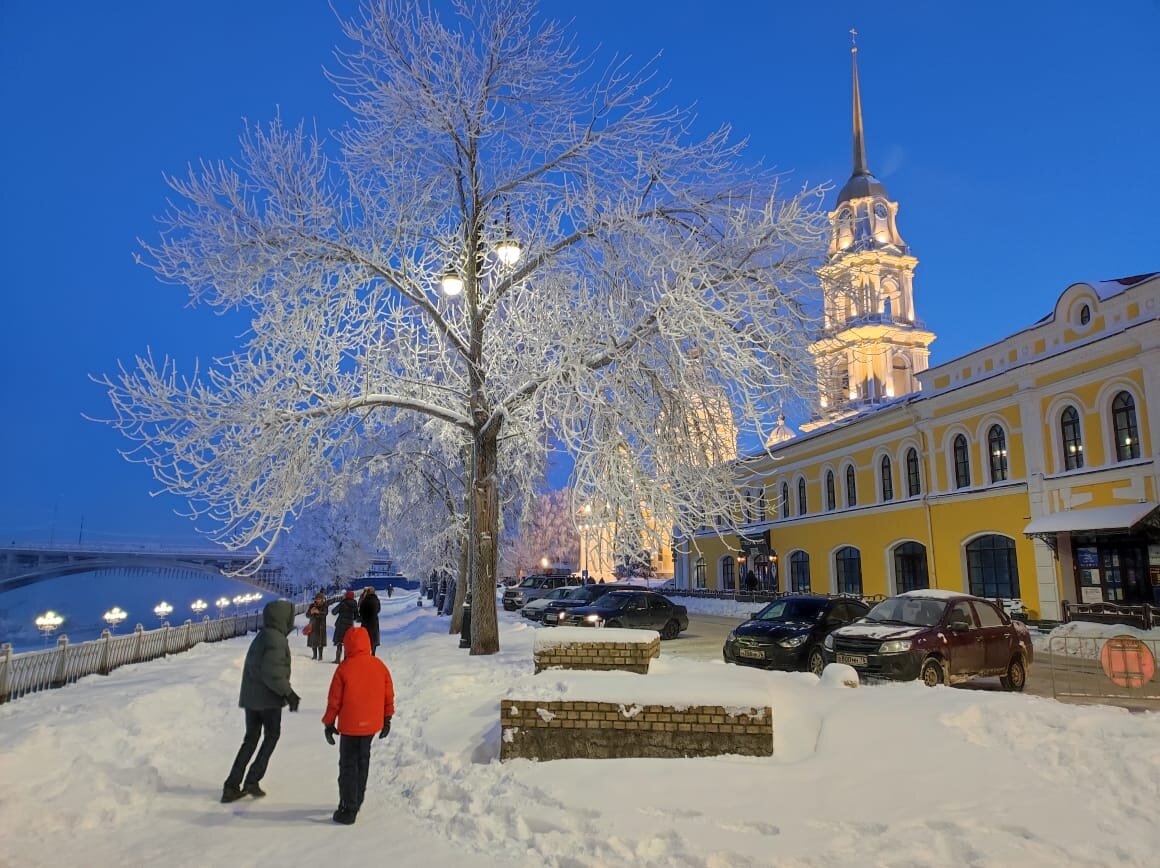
[987,425,1008,483]
[1112,392,1140,461]
[1061,406,1083,470]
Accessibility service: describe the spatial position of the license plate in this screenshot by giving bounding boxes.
[738,648,766,660]
[837,653,868,666]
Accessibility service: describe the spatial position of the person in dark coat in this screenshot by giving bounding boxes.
[745,570,758,593]
[322,626,395,824]
[331,590,359,663]
[306,592,328,661]
[221,599,300,803]
[358,587,381,655]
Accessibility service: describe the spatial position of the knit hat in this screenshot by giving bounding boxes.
[344,590,355,599]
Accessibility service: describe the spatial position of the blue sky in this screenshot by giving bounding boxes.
[2,1,1158,545]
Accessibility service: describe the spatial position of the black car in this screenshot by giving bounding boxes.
[723,595,870,676]
[539,583,638,626]
[560,590,689,639]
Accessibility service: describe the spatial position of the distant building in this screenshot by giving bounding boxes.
[672,44,1159,619]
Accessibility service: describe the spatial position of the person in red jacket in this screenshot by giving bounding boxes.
[321,625,395,824]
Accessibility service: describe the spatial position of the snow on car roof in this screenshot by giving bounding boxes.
[897,589,963,600]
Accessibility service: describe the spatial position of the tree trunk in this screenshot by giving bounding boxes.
[470,429,500,654]
[449,541,469,634]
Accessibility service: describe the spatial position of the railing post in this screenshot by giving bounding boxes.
[51,635,69,688]
[133,623,144,662]
[184,619,193,652]
[161,621,170,656]
[0,642,11,704]
[1061,600,1071,624]
[98,629,112,675]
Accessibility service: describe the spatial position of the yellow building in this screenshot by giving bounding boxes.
[672,45,1160,621]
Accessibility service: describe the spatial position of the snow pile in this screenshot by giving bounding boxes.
[819,663,859,689]
[1,602,1158,867]
[1035,620,1160,659]
[672,596,758,618]
[533,626,658,650]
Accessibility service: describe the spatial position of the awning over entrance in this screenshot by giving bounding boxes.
[1023,502,1159,536]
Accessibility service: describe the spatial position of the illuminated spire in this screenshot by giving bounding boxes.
[850,29,870,177]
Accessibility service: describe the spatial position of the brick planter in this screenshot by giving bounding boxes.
[500,699,773,761]
[533,627,660,674]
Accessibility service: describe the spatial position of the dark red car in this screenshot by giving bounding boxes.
[822,590,1033,689]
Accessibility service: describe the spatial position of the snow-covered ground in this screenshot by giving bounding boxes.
[2,591,1158,867]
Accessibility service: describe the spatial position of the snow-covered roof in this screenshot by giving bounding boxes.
[1023,502,1158,535]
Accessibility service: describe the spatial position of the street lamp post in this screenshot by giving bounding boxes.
[191,599,208,616]
[35,610,63,646]
[153,601,173,624]
[215,597,231,617]
[103,606,127,633]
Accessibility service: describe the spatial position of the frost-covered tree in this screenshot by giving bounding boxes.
[506,489,580,575]
[274,477,379,590]
[97,0,828,655]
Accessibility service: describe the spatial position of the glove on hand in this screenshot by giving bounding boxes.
[286,691,301,713]
[324,724,337,746]
[379,717,392,740]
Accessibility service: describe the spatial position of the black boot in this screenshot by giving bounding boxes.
[221,785,245,804]
[243,782,266,798]
[332,804,357,825]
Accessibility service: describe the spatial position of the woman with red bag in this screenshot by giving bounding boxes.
[305,592,328,661]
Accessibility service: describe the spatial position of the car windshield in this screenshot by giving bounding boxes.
[564,587,594,601]
[753,599,826,622]
[865,596,947,627]
[518,576,539,588]
[591,592,637,610]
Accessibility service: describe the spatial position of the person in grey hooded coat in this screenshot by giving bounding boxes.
[221,599,301,803]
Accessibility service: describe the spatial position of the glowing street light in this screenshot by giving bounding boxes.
[153,601,174,622]
[35,610,64,639]
[540,557,549,570]
[215,597,231,616]
[191,599,208,615]
[103,607,128,632]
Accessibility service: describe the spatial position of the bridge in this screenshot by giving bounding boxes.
[0,543,297,597]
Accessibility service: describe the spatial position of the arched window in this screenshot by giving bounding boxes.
[720,556,735,591]
[790,551,811,593]
[694,557,707,590]
[906,448,921,497]
[965,535,1020,599]
[953,434,970,489]
[880,455,894,501]
[1112,392,1140,461]
[781,482,790,519]
[845,465,857,507]
[834,546,862,595]
[987,425,1008,483]
[893,542,929,592]
[1079,304,1091,325]
[825,471,836,511]
[797,478,808,515]
[1061,406,1083,470]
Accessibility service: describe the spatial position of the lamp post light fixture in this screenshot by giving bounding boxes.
[103,606,128,633]
[232,595,245,608]
[153,601,174,623]
[35,610,64,642]
[191,599,208,616]
[440,269,465,297]
[540,557,549,570]
[215,597,231,616]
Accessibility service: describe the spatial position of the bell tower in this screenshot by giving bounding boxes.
[803,34,936,430]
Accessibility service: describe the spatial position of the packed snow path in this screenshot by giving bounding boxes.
[1,592,1158,867]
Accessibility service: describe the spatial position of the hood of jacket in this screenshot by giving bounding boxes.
[263,599,296,635]
[342,625,372,658]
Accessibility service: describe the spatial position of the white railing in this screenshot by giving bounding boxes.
[0,602,311,705]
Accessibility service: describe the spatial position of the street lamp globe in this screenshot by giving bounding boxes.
[191,599,208,615]
[440,269,464,297]
[215,597,231,614]
[153,601,174,622]
[540,557,549,570]
[35,610,64,637]
[494,235,522,266]
[103,606,128,631]
[232,595,244,606]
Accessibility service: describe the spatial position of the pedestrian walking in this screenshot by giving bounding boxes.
[358,586,381,655]
[305,592,328,661]
[745,570,758,593]
[385,583,393,598]
[331,590,359,663]
[322,626,395,825]
[221,599,301,803]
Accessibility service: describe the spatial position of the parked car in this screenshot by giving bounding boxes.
[502,574,574,611]
[559,590,689,639]
[520,586,580,622]
[723,595,870,675]
[540,583,639,626]
[822,590,1034,689]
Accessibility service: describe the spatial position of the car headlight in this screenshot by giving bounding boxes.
[777,635,808,649]
[879,640,912,654]
[823,633,835,650]
[557,611,568,621]
[585,614,601,623]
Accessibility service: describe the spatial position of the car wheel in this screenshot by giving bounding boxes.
[807,647,825,677]
[920,657,945,687]
[999,655,1026,692]
[605,620,621,628]
[661,619,679,640]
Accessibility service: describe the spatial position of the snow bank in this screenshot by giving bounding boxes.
[533,626,658,650]
[1,601,1158,867]
[1035,619,1160,659]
